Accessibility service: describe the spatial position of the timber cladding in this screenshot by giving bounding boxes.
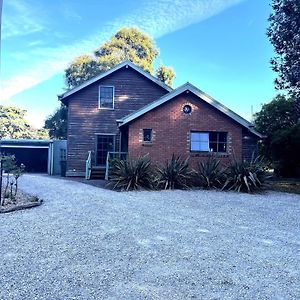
[127,92,243,168]
[65,66,169,173]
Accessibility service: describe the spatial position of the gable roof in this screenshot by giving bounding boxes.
[117,82,263,138]
[59,60,173,102]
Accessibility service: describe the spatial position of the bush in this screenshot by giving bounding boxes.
[271,123,300,177]
[155,154,193,190]
[194,156,225,189]
[0,155,25,206]
[222,156,268,193]
[108,155,154,191]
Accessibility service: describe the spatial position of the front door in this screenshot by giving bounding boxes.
[96,135,115,165]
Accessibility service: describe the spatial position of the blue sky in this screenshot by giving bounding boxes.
[1,0,276,128]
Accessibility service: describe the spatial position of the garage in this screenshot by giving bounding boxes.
[0,139,67,175]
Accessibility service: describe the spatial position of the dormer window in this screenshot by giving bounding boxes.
[99,86,114,109]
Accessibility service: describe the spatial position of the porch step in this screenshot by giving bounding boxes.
[90,167,106,179]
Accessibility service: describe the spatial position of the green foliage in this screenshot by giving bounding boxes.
[2,155,16,173]
[222,156,268,193]
[195,156,225,189]
[254,95,299,136]
[155,65,175,86]
[44,104,68,139]
[156,154,193,190]
[270,123,300,177]
[109,155,154,191]
[95,27,158,74]
[32,128,49,139]
[0,106,31,139]
[0,155,25,205]
[65,55,102,89]
[0,105,49,139]
[254,94,300,176]
[64,27,175,89]
[267,0,300,98]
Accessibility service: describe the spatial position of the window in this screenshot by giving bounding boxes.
[190,131,227,153]
[143,129,152,142]
[60,148,67,161]
[99,86,114,109]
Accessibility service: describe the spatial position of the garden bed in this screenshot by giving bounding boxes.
[265,177,300,194]
[0,191,42,213]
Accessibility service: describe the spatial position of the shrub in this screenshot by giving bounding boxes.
[271,123,300,177]
[108,155,154,191]
[222,156,268,193]
[0,155,25,205]
[194,156,225,189]
[156,154,193,190]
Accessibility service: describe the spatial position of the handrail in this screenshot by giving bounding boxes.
[85,150,92,180]
[105,151,128,180]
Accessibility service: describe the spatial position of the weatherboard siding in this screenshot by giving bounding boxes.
[66,66,169,174]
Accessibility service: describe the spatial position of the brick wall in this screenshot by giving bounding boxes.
[127,92,243,168]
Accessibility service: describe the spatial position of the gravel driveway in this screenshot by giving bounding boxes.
[0,174,299,299]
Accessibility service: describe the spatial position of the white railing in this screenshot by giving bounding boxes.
[85,151,92,180]
[105,151,128,180]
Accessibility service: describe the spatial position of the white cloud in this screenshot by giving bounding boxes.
[0,0,245,101]
[129,0,245,38]
[2,0,45,39]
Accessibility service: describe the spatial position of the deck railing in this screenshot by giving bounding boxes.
[105,151,128,180]
[85,150,92,180]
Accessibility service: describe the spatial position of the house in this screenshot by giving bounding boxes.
[59,61,263,178]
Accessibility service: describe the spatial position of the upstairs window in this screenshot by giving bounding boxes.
[99,86,114,109]
[143,129,152,142]
[190,131,227,153]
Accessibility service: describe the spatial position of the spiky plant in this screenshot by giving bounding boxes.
[195,156,225,189]
[222,156,268,193]
[108,155,154,191]
[156,154,193,190]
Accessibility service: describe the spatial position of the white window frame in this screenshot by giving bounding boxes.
[98,85,115,109]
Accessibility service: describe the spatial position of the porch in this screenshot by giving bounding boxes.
[85,151,128,180]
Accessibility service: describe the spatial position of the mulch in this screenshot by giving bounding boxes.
[0,191,43,213]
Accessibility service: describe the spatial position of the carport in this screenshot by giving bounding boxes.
[0,139,67,175]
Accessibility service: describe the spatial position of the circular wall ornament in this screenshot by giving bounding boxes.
[182,104,192,115]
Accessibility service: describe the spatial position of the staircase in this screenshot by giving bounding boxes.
[85,150,128,180]
[90,166,106,179]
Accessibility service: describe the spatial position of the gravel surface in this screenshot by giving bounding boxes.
[0,174,299,300]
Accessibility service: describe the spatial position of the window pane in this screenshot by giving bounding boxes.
[100,86,113,95]
[218,143,227,152]
[191,132,209,151]
[199,142,209,151]
[191,132,209,142]
[191,132,200,142]
[209,132,218,142]
[209,142,218,152]
[199,133,209,143]
[143,129,152,142]
[219,132,227,143]
[191,141,201,151]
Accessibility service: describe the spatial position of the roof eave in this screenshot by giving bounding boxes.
[118,82,264,139]
[59,60,173,102]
